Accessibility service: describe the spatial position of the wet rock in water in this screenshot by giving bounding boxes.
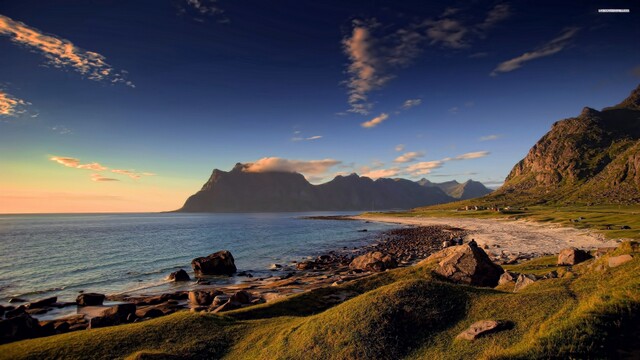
[237,271,253,277]
[296,261,315,270]
[0,314,41,344]
[608,254,633,268]
[5,305,27,318]
[357,229,368,232]
[8,298,26,304]
[191,250,237,276]
[429,245,504,287]
[270,264,283,270]
[557,248,591,266]
[76,293,105,306]
[514,274,537,292]
[168,269,190,282]
[498,271,519,285]
[27,296,57,309]
[349,251,397,272]
[456,320,511,341]
[230,290,252,304]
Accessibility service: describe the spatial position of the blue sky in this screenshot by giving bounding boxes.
[0,0,638,212]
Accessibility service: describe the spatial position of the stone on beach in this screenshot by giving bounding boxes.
[428,244,504,287]
[188,290,223,306]
[230,290,252,304]
[76,293,105,306]
[168,269,191,282]
[557,248,591,265]
[191,250,237,276]
[27,296,57,309]
[608,254,633,268]
[349,251,397,272]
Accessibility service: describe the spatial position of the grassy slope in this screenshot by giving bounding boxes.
[2,243,639,360]
[370,204,640,240]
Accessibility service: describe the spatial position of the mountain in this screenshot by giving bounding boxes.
[490,84,640,205]
[417,179,493,200]
[178,164,454,212]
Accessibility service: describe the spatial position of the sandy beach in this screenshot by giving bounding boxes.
[354,215,621,258]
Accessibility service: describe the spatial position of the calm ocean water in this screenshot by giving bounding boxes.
[0,212,396,305]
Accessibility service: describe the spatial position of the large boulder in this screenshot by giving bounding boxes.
[608,254,633,268]
[558,248,591,265]
[168,269,190,282]
[76,293,105,306]
[27,296,57,309]
[188,290,222,306]
[0,314,41,344]
[349,251,397,272]
[429,244,504,287]
[191,250,237,276]
[89,303,137,328]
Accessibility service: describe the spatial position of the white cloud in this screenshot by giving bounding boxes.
[244,157,341,176]
[450,151,490,160]
[361,113,389,128]
[394,151,424,163]
[361,167,401,179]
[0,15,133,87]
[402,98,422,109]
[395,144,405,152]
[306,135,322,140]
[406,161,444,176]
[491,27,580,76]
[479,134,501,141]
[50,125,72,135]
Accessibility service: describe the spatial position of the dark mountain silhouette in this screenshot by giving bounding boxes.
[417,179,493,200]
[178,164,455,212]
[489,84,640,205]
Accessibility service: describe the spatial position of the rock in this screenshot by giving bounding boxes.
[428,245,504,287]
[54,321,70,333]
[230,290,252,304]
[621,225,631,230]
[237,271,253,277]
[498,271,519,285]
[514,274,537,292]
[442,240,452,248]
[542,270,558,279]
[212,295,230,307]
[270,264,282,270]
[76,293,105,306]
[191,250,237,276]
[88,316,108,329]
[8,298,26,304]
[27,296,57,309]
[595,247,617,258]
[5,305,27,318]
[357,229,368,232]
[102,303,136,325]
[558,248,592,266]
[349,251,397,272]
[296,261,314,270]
[211,300,241,313]
[188,290,216,306]
[25,308,47,316]
[251,298,266,305]
[468,239,477,247]
[137,308,164,318]
[456,320,511,341]
[168,269,190,282]
[608,254,633,268]
[68,323,88,331]
[0,314,41,344]
[0,306,4,317]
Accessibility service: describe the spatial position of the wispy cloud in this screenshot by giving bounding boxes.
[179,0,229,23]
[446,151,491,160]
[477,3,511,31]
[361,167,401,179]
[0,90,28,117]
[49,155,154,181]
[50,125,72,135]
[479,134,501,141]
[424,18,469,49]
[0,14,133,87]
[91,174,119,182]
[394,151,424,163]
[406,161,444,176]
[291,131,323,142]
[401,98,422,109]
[244,157,341,176]
[395,144,405,152]
[361,113,389,128]
[491,27,580,76]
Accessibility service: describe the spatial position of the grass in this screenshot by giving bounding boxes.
[366,204,640,240]
[2,242,638,360]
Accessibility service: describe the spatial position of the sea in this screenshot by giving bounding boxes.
[0,212,398,306]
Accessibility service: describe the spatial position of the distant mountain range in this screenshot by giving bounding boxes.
[177,164,493,212]
[487,84,640,205]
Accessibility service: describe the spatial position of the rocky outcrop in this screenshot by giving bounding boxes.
[188,290,223,306]
[557,248,592,266]
[349,251,397,272]
[76,293,105,306]
[491,84,640,205]
[168,269,190,282]
[177,163,454,212]
[191,250,237,276]
[456,320,511,341]
[514,274,537,292]
[608,254,633,268]
[27,297,57,309]
[429,244,504,287]
[0,314,41,344]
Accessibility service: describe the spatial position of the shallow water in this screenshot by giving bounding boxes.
[0,212,396,304]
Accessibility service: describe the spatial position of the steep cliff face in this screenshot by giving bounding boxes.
[178,165,454,212]
[494,84,640,204]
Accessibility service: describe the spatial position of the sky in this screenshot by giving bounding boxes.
[0,0,638,213]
